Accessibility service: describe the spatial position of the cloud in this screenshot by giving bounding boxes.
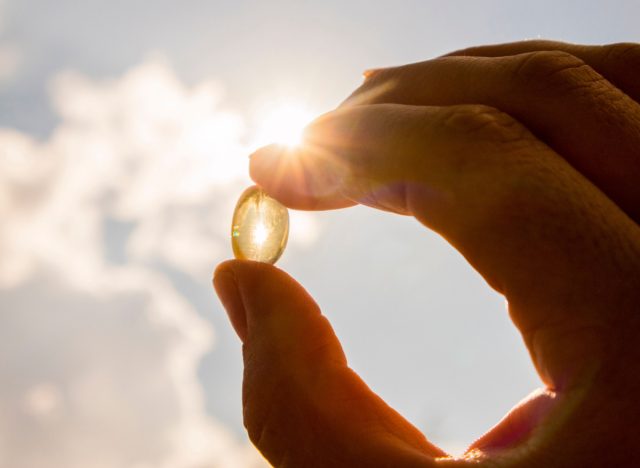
[0,57,272,467]
[0,56,250,285]
[1,271,266,468]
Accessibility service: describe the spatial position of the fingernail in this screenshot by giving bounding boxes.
[362,67,384,79]
[213,268,248,342]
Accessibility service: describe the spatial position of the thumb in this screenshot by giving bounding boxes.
[214,259,444,468]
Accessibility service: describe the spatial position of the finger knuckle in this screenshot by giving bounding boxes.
[600,42,640,73]
[242,372,283,451]
[247,416,290,468]
[430,105,537,180]
[433,105,564,223]
[241,345,281,435]
[300,316,344,363]
[511,50,603,94]
[437,104,528,145]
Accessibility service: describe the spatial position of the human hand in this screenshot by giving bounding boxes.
[214,41,640,467]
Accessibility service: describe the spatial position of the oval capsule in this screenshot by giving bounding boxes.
[231,185,289,264]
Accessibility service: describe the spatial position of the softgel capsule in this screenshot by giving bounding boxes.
[231,185,289,264]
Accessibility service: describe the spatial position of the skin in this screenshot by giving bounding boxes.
[214,40,640,467]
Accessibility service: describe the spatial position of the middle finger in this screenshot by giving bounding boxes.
[343,51,640,222]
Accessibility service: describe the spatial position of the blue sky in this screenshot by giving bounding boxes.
[1,1,639,466]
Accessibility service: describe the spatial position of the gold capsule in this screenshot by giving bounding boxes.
[231,185,289,264]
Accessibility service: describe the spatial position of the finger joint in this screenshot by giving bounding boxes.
[437,104,529,146]
[511,50,605,95]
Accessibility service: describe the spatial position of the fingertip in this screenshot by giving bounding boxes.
[249,144,290,181]
[213,260,248,342]
[248,144,307,205]
[249,141,356,211]
[213,258,239,278]
[215,259,298,343]
[214,259,281,289]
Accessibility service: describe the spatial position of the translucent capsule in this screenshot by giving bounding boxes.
[231,185,289,264]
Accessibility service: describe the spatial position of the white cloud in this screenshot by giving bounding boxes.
[0,58,272,467]
[0,57,250,285]
[0,270,266,468]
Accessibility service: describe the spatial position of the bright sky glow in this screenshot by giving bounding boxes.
[253,102,316,148]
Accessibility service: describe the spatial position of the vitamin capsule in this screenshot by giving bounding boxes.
[231,185,289,264]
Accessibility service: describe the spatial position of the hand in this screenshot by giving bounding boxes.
[214,41,640,467]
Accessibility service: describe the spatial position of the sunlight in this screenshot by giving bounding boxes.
[253,221,268,245]
[248,100,322,253]
[253,102,315,148]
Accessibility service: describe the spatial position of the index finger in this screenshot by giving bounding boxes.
[250,103,640,391]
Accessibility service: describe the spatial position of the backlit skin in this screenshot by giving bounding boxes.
[214,40,640,467]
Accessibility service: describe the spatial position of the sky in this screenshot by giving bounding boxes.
[1,1,639,467]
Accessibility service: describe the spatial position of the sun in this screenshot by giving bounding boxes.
[253,102,315,148]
